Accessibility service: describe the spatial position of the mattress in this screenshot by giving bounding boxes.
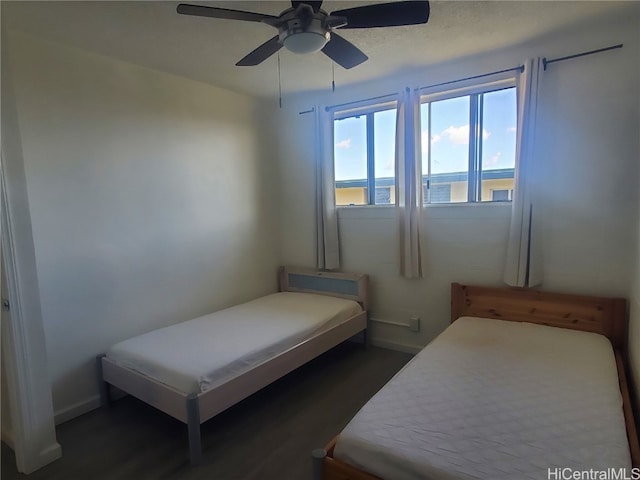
[107,292,362,394]
[334,316,632,480]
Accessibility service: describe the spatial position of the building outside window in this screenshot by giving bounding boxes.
[421,81,517,204]
[425,183,452,204]
[334,103,397,206]
[491,188,514,201]
[333,78,518,206]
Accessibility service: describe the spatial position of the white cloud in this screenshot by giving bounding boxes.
[335,138,352,149]
[443,125,470,144]
[485,151,502,166]
[421,130,438,153]
[436,124,490,145]
[507,126,517,133]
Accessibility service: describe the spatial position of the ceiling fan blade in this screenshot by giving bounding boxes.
[236,36,283,66]
[322,33,368,69]
[291,1,323,12]
[177,3,279,23]
[331,1,430,29]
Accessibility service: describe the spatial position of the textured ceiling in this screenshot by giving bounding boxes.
[2,1,636,98]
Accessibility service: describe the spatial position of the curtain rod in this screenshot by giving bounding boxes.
[324,92,398,113]
[543,43,623,70]
[299,43,623,114]
[418,65,524,92]
[298,93,398,114]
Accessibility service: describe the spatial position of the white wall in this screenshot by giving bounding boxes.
[3,31,280,421]
[277,9,640,353]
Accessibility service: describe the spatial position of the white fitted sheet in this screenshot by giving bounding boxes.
[107,292,362,394]
[334,316,632,480]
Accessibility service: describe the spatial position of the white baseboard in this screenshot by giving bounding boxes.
[54,395,100,425]
[18,441,62,474]
[370,338,422,355]
[35,442,62,470]
[54,388,129,425]
[3,436,62,474]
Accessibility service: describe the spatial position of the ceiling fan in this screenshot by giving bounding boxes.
[176,1,430,69]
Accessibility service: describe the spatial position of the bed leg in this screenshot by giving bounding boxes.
[312,448,326,480]
[96,354,112,407]
[186,393,202,466]
[363,328,369,348]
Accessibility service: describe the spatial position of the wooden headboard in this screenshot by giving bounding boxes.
[450,282,638,467]
[450,283,628,351]
[279,267,369,311]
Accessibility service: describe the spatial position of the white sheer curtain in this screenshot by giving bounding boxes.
[504,58,544,287]
[395,88,423,278]
[315,105,340,270]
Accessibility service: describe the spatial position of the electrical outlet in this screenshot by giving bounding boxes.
[408,316,420,332]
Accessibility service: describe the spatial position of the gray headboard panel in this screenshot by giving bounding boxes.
[278,267,369,310]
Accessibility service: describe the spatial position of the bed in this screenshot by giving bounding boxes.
[313,283,640,479]
[96,266,369,465]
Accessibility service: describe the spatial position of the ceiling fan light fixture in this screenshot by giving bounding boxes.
[177,1,431,67]
[282,31,329,54]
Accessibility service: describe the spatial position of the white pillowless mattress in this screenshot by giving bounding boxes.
[334,316,632,480]
[107,292,362,394]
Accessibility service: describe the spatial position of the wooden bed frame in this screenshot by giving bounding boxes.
[96,266,369,465]
[314,283,640,479]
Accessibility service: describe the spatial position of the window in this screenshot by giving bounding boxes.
[491,189,513,201]
[334,104,397,206]
[375,186,392,204]
[421,82,517,204]
[424,183,452,203]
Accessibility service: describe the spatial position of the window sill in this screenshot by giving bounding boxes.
[337,202,512,220]
[336,202,512,209]
[337,204,395,209]
[426,201,512,207]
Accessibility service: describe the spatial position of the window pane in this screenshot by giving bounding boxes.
[491,189,511,201]
[335,116,367,206]
[375,187,391,204]
[430,184,452,203]
[424,96,470,203]
[374,109,397,205]
[420,104,429,203]
[481,88,516,201]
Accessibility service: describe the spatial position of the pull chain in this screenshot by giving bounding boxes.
[332,62,336,92]
[278,53,282,108]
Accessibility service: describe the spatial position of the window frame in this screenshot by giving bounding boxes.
[420,77,517,205]
[333,100,398,207]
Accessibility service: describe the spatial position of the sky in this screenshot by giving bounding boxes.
[334,88,517,181]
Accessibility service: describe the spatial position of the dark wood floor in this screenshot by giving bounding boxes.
[2,343,412,480]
